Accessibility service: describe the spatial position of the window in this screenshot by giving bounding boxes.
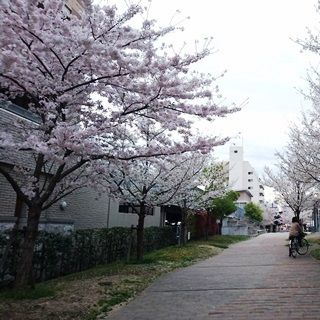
[259,193,264,197]
[1,101,41,123]
[234,150,238,153]
[248,171,253,175]
[248,187,253,190]
[248,179,253,182]
[118,203,131,213]
[118,203,154,215]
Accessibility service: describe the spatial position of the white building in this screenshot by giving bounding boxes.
[228,145,265,205]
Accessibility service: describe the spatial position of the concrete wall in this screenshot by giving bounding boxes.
[222,225,249,236]
[108,206,162,228]
[65,188,162,229]
[222,217,259,236]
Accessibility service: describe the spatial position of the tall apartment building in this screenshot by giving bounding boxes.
[228,145,265,205]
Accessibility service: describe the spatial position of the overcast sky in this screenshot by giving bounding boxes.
[138,0,320,175]
[103,0,320,176]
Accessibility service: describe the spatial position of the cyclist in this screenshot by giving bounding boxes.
[289,216,304,256]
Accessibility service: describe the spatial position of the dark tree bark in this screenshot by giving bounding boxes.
[205,213,210,241]
[14,206,41,288]
[218,218,223,235]
[180,214,186,245]
[136,202,145,261]
[180,201,188,245]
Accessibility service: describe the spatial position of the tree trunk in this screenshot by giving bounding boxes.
[218,218,223,235]
[136,203,145,261]
[205,213,210,241]
[14,206,41,288]
[180,200,188,245]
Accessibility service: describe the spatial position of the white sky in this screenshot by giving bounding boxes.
[143,0,320,175]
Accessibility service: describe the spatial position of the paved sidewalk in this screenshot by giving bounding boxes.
[105,233,320,320]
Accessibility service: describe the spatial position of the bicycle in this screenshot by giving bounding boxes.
[289,237,310,258]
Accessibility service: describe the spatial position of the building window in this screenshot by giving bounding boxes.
[248,187,253,190]
[259,193,264,197]
[234,150,238,153]
[1,101,41,123]
[118,203,154,215]
[248,171,253,175]
[248,179,253,182]
[118,203,132,213]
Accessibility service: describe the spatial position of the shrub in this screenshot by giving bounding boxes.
[0,226,176,284]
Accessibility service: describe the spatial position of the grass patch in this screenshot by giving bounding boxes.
[311,248,320,260]
[0,284,56,300]
[60,262,126,281]
[143,243,220,267]
[307,237,320,245]
[99,289,133,313]
[197,235,250,249]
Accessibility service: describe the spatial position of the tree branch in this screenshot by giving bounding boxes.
[0,166,32,207]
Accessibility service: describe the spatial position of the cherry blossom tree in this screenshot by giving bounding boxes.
[0,0,238,286]
[284,107,320,184]
[191,161,228,239]
[108,149,210,260]
[291,1,320,185]
[195,161,228,206]
[264,151,315,220]
[265,2,320,223]
[105,107,229,254]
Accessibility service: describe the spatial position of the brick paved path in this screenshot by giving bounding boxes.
[105,233,320,320]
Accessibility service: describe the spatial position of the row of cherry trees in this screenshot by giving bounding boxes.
[0,1,236,287]
[264,2,320,220]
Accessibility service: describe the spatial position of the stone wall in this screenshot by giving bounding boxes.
[222,217,261,236]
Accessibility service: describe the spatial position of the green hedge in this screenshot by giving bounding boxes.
[0,226,176,283]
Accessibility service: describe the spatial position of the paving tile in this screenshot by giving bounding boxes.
[105,233,320,320]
